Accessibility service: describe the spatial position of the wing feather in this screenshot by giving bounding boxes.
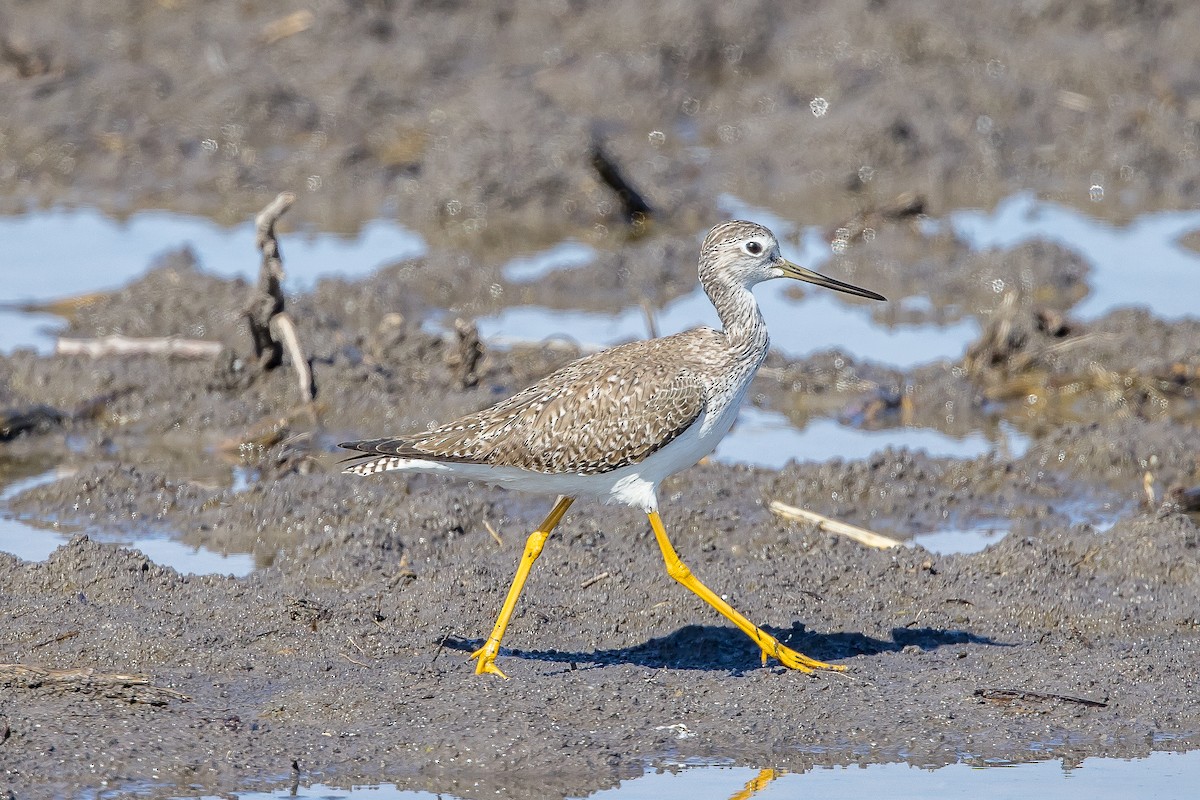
[339,331,718,475]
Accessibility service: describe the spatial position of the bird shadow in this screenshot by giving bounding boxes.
[442,622,1010,674]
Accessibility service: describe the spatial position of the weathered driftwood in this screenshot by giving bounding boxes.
[243,191,316,403]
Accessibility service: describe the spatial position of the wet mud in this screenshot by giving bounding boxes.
[2,1,1200,798]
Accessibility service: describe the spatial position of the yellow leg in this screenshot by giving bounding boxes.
[470,496,575,678]
[728,769,780,800]
[648,511,844,673]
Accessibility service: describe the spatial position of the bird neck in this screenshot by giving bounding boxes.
[707,278,769,360]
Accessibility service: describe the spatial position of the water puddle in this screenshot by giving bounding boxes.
[0,413,1024,574]
[937,191,1200,320]
[0,469,255,576]
[475,290,977,369]
[909,525,1010,555]
[502,240,596,282]
[0,208,425,352]
[170,748,1200,800]
[480,193,1200,370]
[479,194,977,367]
[6,196,1199,480]
[903,497,1127,556]
[711,407,1027,558]
[0,310,64,353]
[473,194,1200,464]
[713,407,1028,469]
[7,194,1200,359]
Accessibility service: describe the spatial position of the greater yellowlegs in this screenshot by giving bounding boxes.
[340,220,885,677]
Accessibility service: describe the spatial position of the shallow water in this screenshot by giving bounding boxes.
[939,192,1200,320]
[476,193,980,367]
[480,193,1200,364]
[4,194,1199,355]
[714,407,1028,469]
[0,208,425,352]
[0,469,255,576]
[2,208,426,293]
[908,525,1010,555]
[6,194,1197,366]
[0,515,256,576]
[4,197,1169,573]
[502,239,597,282]
[474,290,978,368]
[0,405,1025,571]
[175,748,1200,800]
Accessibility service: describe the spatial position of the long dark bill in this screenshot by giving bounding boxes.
[777,258,886,301]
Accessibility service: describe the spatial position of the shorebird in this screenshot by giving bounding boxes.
[340,220,885,677]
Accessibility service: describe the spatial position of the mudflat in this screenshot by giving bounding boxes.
[1,2,1198,797]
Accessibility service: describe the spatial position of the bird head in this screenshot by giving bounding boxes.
[700,219,885,301]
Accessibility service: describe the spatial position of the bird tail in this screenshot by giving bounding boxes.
[338,438,423,476]
[341,454,416,476]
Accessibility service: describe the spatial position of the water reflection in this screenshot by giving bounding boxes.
[178,748,1200,800]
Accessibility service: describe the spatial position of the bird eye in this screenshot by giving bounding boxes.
[744,241,763,255]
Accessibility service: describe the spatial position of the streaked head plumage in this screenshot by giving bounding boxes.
[698,220,782,287]
[699,219,885,301]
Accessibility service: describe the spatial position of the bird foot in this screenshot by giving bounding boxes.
[469,640,509,678]
[761,640,844,674]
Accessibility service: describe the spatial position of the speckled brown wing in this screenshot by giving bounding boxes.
[340,331,716,475]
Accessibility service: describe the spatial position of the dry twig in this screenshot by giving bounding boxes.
[580,571,611,589]
[769,500,902,549]
[483,519,504,547]
[339,652,371,669]
[32,630,79,650]
[56,335,223,359]
[260,10,313,43]
[640,298,660,340]
[974,688,1107,708]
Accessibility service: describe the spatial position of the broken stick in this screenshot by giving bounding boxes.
[769,500,902,549]
[55,335,223,359]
